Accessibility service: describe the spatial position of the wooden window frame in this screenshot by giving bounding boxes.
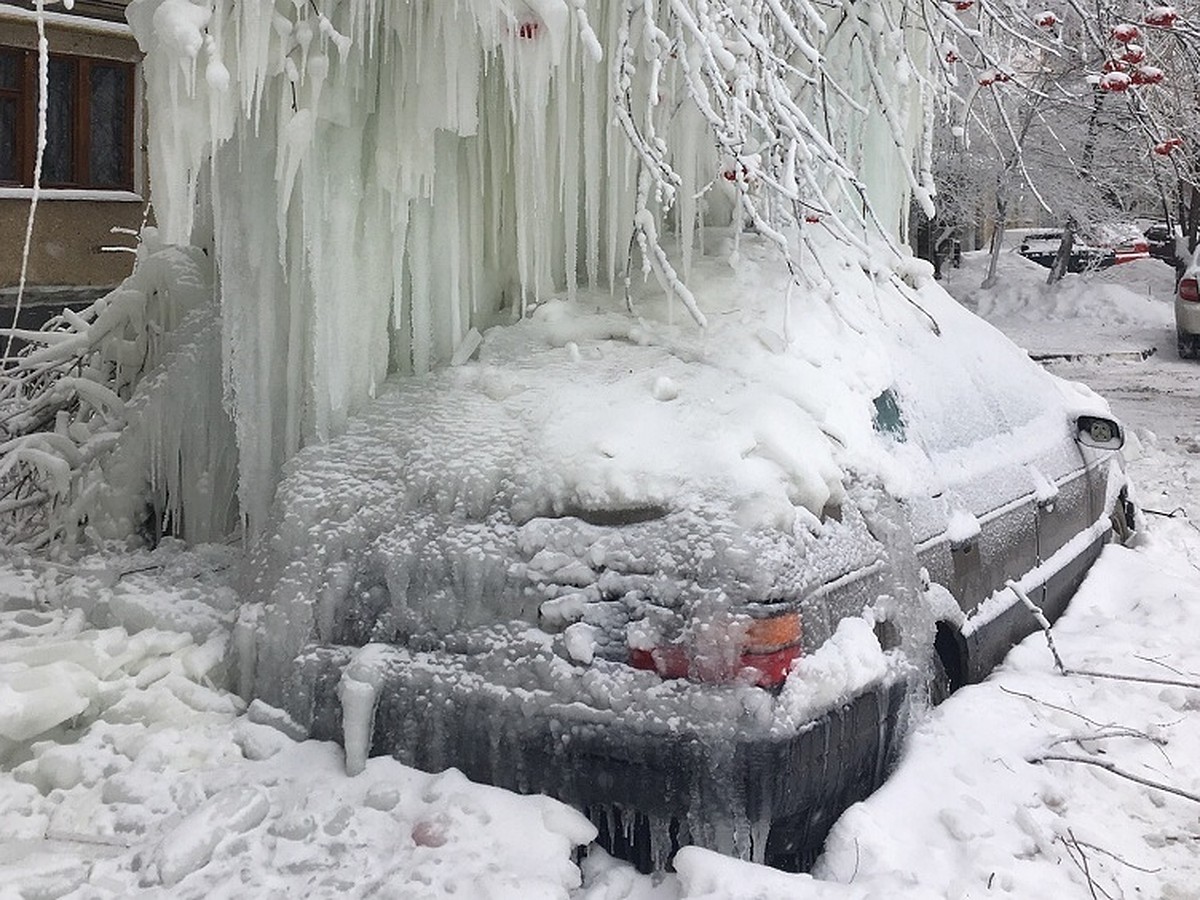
[0,44,135,192]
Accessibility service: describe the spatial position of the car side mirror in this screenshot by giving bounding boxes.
[1075,415,1124,451]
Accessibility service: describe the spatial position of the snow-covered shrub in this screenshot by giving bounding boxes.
[0,230,237,547]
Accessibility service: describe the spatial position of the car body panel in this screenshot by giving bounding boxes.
[1177,258,1200,357]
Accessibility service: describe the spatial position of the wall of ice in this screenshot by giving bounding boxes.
[125,0,937,533]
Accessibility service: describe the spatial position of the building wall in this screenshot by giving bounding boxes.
[0,1,146,290]
[0,198,144,287]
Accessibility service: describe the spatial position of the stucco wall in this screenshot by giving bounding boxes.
[0,198,144,287]
[1,5,147,289]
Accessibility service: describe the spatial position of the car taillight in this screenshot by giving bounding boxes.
[629,610,803,688]
[1180,277,1199,303]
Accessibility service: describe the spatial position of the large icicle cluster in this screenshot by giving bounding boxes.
[126,0,941,533]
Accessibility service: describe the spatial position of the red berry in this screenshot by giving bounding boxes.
[1111,23,1140,42]
[1130,66,1164,85]
[1100,71,1131,91]
[1145,6,1177,26]
[1121,45,1145,64]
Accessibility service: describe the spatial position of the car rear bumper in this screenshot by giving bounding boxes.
[1177,296,1200,337]
[281,638,911,872]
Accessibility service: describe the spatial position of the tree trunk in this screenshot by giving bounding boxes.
[982,189,1007,289]
[1048,217,1077,284]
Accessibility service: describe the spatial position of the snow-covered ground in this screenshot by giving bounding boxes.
[4,245,1200,899]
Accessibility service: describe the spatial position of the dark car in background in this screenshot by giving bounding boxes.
[1018,231,1115,272]
[1144,223,1176,263]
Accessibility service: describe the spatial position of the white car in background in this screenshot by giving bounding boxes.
[1177,250,1200,359]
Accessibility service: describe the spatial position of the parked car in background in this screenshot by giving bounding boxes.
[1103,226,1151,265]
[1143,223,1177,263]
[1018,231,1115,272]
[1178,251,1200,359]
[1019,224,1151,272]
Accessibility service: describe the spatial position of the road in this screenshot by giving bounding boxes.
[1044,345,1200,443]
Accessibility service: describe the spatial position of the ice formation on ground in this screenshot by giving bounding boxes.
[0,561,597,898]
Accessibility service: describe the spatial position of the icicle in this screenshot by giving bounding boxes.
[338,644,389,776]
[123,0,939,535]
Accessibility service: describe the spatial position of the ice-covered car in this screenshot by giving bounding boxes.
[1177,251,1200,359]
[235,237,1134,872]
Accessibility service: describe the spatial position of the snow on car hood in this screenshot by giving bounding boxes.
[240,233,1096,708]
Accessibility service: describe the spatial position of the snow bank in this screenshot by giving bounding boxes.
[944,251,1176,357]
[814,531,1200,899]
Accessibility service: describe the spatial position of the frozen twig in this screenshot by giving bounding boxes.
[1064,668,1200,690]
[1062,829,1107,900]
[1031,754,1200,805]
[1006,579,1066,674]
[1133,654,1200,680]
[1002,687,1171,765]
[1071,838,1161,875]
[1046,727,1167,751]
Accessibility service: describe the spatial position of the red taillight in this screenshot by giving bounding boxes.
[629,611,803,688]
[1180,277,1200,304]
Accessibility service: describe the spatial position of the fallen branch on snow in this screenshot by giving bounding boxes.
[1007,581,1200,689]
[1060,829,1107,900]
[1030,754,1200,805]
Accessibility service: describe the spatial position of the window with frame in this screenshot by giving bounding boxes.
[0,45,134,191]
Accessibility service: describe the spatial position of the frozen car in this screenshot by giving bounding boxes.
[1177,251,1200,359]
[235,237,1134,872]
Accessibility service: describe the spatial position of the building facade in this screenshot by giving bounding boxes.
[1,0,145,296]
